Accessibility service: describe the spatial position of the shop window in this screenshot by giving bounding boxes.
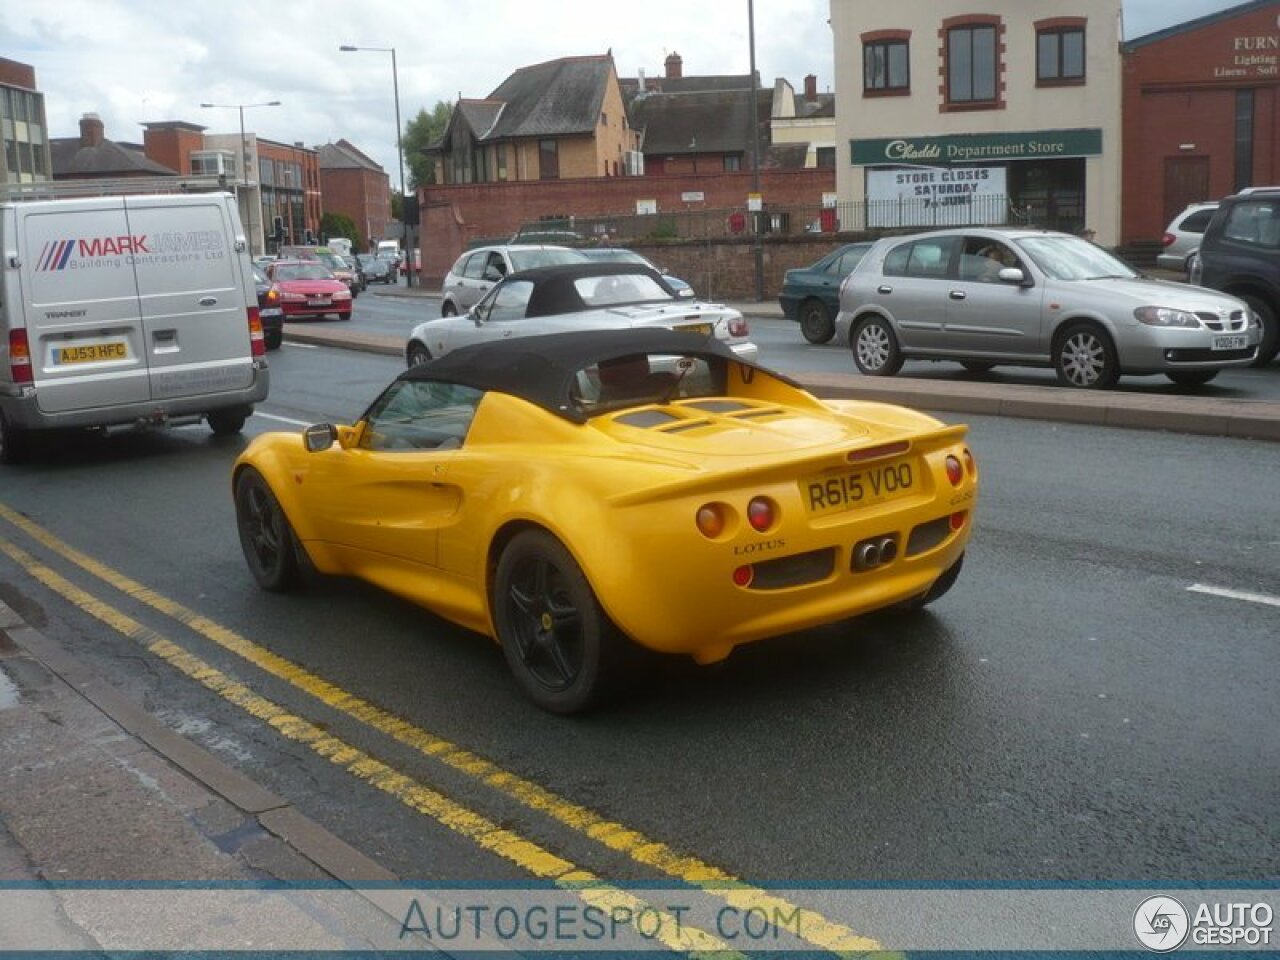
[864,39,910,94]
[539,139,559,179]
[1037,26,1085,85]
[945,22,999,107]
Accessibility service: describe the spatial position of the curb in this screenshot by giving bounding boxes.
[281,328,1280,443]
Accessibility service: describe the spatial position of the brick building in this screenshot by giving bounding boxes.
[0,57,52,184]
[317,139,391,251]
[52,114,176,179]
[1121,0,1280,244]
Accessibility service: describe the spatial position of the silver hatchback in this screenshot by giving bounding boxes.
[1158,202,1218,273]
[834,228,1261,389]
[440,244,586,316]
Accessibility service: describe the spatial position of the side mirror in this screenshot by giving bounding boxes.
[676,287,696,299]
[302,423,338,452]
[998,267,1028,285]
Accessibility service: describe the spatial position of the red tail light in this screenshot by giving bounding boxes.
[247,307,266,358]
[728,316,750,338]
[747,496,775,532]
[733,565,754,587]
[8,330,33,385]
[950,511,967,531]
[1161,232,1176,248]
[945,455,964,486]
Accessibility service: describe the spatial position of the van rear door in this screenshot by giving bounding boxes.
[123,195,255,401]
[22,197,152,414]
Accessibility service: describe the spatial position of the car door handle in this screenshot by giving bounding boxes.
[949,291,967,301]
[198,296,217,306]
[877,285,893,295]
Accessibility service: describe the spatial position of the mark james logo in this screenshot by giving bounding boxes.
[1134,895,1190,952]
[38,235,148,271]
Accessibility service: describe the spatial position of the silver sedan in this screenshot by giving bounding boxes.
[835,228,1260,388]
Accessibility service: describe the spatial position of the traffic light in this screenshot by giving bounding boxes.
[271,216,284,242]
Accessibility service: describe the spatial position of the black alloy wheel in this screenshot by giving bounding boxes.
[441,302,457,318]
[1241,294,1278,366]
[234,468,301,592]
[407,342,432,367]
[494,530,618,714]
[798,298,835,344]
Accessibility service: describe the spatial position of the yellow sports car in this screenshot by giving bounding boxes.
[233,329,977,712]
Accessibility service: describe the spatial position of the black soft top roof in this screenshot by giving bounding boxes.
[399,329,775,423]
[497,261,677,317]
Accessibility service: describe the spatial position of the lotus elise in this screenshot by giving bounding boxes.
[233,329,977,712]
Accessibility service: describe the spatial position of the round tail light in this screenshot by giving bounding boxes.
[945,455,964,486]
[963,448,975,476]
[950,511,967,531]
[733,565,754,587]
[747,497,775,532]
[696,503,726,538]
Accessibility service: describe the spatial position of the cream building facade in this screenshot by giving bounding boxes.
[831,0,1123,244]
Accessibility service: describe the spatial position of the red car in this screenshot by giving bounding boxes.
[265,259,353,321]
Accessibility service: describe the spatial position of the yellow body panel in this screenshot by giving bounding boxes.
[234,368,977,664]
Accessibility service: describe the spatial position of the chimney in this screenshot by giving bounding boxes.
[79,112,105,148]
[804,74,817,101]
[665,52,683,79]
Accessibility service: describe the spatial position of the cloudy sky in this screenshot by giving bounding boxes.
[3,0,1250,183]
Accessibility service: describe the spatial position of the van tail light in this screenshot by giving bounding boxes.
[8,330,33,385]
[247,307,266,358]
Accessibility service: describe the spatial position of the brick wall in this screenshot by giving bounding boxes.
[0,58,36,90]
[321,166,391,250]
[1121,5,1280,243]
[419,167,836,291]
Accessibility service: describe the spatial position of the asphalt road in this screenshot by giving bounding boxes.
[0,341,1275,894]
[342,286,1280,401]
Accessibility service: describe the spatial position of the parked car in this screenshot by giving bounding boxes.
[779,242,875,344]
[577,247,694,297]
[233,327,977,712]
[264,260,353,321]
[1189,186,1280,365]
[358,253,393,284]
[252,265,284,351]
[1158,201,1218,273]
[409,262,756,365]
[835,227,1260,389]
[440,245,587,316]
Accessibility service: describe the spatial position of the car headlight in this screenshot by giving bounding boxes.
[335,290,352,301]
[1134,306,1201,328]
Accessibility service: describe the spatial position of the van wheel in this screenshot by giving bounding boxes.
[234,468,301,591]
[207,409,248,435]
[1241,294,1277,366]
[0,414,31,465]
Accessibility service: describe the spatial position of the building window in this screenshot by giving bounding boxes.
[723,155,741,172]
[1037,27,1085,84]
[497,143,507,181]
[539,139,559,179]
[815,147,836,168]
[1234,89,1254,191]
[864,40,909,93]
[601,111,608,127]
[947,24,997,104]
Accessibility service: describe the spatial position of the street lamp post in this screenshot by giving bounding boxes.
[200,100,281,256]
[748,0,764,302]
[340,44,413,287]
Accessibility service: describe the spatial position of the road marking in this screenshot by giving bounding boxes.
[284,342,319,350]
[0,501,883,957]
[253,411,311,427]
[1187,583,1280,609]
[0,535,743,960]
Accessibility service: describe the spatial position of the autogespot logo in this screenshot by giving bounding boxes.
[1134,895,1190,952]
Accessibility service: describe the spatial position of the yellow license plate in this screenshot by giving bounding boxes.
[676,323,712,336]
[804,460,916,514]
[54,342,128,365]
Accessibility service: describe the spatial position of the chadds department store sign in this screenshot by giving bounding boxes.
[851,128,1102,166]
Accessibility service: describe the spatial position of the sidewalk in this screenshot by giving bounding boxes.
[308,286,1280,443]
[0,599,449,953]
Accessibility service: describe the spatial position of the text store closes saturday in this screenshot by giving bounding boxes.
[867,166,1007,228]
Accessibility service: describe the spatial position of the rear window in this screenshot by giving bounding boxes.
[1221,200,1280,250]
[572,352,726,415]
[1179,209,1216,234]
[574,273,673,306]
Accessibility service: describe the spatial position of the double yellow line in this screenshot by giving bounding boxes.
[0,501,883,957]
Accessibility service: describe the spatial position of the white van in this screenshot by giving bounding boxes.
[0,186,269,463]
[326,237,353,257]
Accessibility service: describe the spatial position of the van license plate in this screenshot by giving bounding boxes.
[53,342,129,365]
[1212,335,1248,351]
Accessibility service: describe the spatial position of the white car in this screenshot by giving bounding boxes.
[439,244,587,316]
[407,263,757,365]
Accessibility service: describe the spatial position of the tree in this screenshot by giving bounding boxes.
[320,212,361,250]
[403,101,453,189]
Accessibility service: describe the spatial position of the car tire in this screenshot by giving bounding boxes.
[898,553,965,613]
[959,361,996,373]
[207,408,247,435]
[0,413,31,466]
[1053,322,1120,389]
[265,330,283,351]
[850,315,904,376]
[798,298,835,344]
[1165,370,1219,387]
[493,529,621,714]
[407,342,432,367]
[234,467,301,592]
[339,310,352,321]
[1240,294,1278,366]
[441,302,457,318]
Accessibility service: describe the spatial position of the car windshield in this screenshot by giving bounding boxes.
[252,266,267,284]
[509,249,586,271]
[319,254,348,271]
[1014,236,1139,281]
[276,264,333,281]
[572,352,726,415]
[574,272,673,307]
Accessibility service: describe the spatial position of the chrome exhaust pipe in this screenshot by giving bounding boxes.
[854,540,882,571]
[876,536,898,564]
